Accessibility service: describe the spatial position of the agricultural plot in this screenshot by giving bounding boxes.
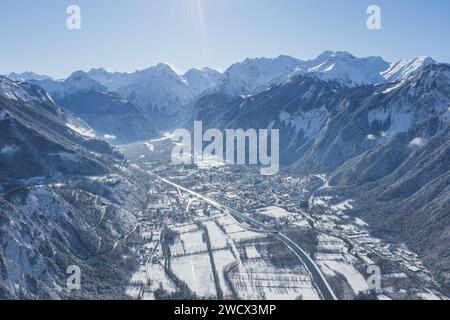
[212,249,238,297]
[204,220,229,249]
[180,230,207,254]
[216,215,265,243]
[228,260,320,300]
[171,253,217,298]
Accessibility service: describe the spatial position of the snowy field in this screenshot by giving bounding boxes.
[317,234,347,253]
[245,245,261,259]
[171,253,216,297]
[172,223,198,233]
[126,263,177,300]
[256,206,293,219]
[229,260,320,300]
[229,230,265,243]
[204,220,229,249]
[180,230,207,254]
[169,237,186,256]
[316,259,369,294]
[212,249,238,297]
[216,216,265,243]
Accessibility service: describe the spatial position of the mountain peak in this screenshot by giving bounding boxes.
[329,51,356,59]
[137,63,181,79]
[184,67,221,76]
[154,63,177,74]
[65,71,105,92]
[381,56,437,82]
[182,67,222,96]
[87,67,110,76]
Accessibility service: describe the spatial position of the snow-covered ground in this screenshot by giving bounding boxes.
[144,142,154,152]
[212,249,238,297]
[195,154,226,169]
[180,230,207,254]
[229,260,320,300]
[66,121,96,138]
[204,220,229,249]
[215,215,265,243]
[173,223,198,233]
[169,237,186,256]
[171,253,216,298]
[317,260,369,294]
[126,262,178,300]
[245,245,261,259]
[256,206,293,219]
[308,185,440,299]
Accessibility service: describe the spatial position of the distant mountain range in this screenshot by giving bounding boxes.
[4,51,436,135]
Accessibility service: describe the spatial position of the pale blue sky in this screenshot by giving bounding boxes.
[0,0,449,78]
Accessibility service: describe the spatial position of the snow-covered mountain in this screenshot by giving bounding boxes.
[30,71,156,144]
[1,50,449,298]
[85,68,131,91]
[209,55,303,98]
[5,72,53,82]
[8,51,436,133]
[116,64,195,116]
[88,66,222,104]
[203,51,438,98]
[381,56,436,82]
[0,75,123,189]
[294,63,450,172]
[195,61,449,171]
[88,64,195,119]
[191,52,442,142]
[64,71,106,93]
[298,51,436,86]
[303,51,390,86]
[182,67,222,96]
[0,75,151,298]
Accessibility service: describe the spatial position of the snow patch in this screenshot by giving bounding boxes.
[368,107,412,137]
[66,122,96,138]
[144,143,154,152]
[104,134,117,140]
[409,137,426,147]
[381,57,435,82]
[382,82,403,94]
[354,218,368,227]
[279,107,328,141]
[1,144,19,155]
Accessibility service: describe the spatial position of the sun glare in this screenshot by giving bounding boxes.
[174,0,209,60]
